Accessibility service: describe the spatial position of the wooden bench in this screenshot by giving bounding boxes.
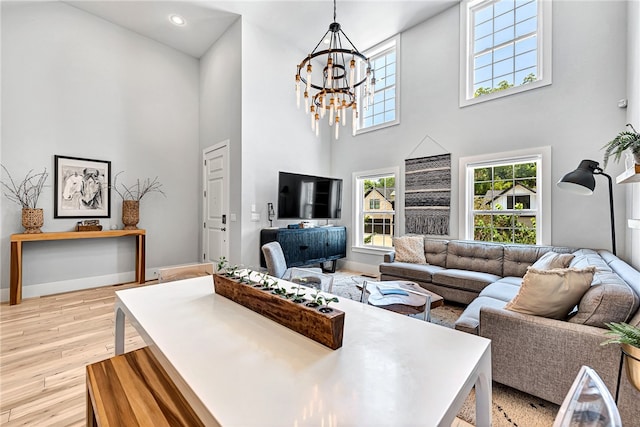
[86,347,204,427]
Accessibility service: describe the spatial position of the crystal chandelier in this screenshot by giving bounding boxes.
[295,0,375,139]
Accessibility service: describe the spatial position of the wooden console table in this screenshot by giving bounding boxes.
[10,230,146,305]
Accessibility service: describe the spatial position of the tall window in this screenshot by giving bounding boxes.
[357,35,400,134]
[353,168,397,249]
[468,156,540,244]
[460,0,552,106]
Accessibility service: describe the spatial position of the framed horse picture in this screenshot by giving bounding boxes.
[54,155,111,218]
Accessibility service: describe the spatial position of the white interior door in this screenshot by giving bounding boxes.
[203,142,229,264]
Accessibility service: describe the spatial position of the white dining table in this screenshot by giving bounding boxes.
[114,275,491,426]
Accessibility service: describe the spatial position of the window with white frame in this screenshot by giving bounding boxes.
[460,0,552,106]
[357,35,400,134]
[465,155,542,244]
[353,168,397,249]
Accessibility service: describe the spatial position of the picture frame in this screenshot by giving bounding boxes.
[54,155,111,218]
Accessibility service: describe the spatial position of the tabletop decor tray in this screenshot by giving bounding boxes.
[213,273,344,349]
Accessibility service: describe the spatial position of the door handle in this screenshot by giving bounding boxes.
[221,227,226,232]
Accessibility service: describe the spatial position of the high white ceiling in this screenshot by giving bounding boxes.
[64,1,459,58]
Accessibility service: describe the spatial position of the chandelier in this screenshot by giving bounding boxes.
[295,0,375,139]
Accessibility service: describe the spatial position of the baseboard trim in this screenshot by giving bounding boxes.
[337,260,379,277]
[0,270,147,303]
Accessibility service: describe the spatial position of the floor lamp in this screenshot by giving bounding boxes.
[557,159,616,255]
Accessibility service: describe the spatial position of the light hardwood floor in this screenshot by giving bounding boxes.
[0,283,147,426]
[1,282,473,427]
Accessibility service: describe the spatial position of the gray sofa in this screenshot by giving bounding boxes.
[379,238,640,425]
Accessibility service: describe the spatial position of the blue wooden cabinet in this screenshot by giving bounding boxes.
[260,226,347,273]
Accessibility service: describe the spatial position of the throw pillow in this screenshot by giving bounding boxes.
[531,251,575,270]
[505,266,596,319]
[393,236,427,264]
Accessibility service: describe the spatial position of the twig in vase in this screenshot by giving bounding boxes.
[1,164,48,209]
[112,171,165,201]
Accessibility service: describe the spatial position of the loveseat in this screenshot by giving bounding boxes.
[379,238,640,425]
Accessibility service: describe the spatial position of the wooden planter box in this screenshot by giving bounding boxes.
[213,274,344,350]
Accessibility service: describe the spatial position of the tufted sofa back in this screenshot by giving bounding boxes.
[502,244,574,277]
[423,238,448,267]
[445,240,504,276]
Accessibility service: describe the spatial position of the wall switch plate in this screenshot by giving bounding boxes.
[230,214,237,222]
[251,213,260,222]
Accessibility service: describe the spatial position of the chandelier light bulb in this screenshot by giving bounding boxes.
[349,59,356,90]
[341,100,347,126]
[352,104,357,136]
[335,116,340,139]
[316,115,320,137]
[306,64,312,92]
[327,57,333,87]
[295,75,301,108]
[310,106,316,130]
[329,98,335,125]
[304,91,309,113]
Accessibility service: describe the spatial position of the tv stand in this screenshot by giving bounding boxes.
[260,226,346,273]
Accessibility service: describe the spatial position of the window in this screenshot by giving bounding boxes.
[459,147,551,245]
[353,168,398,250]
[357,35,400,134]
[460,0,552,106]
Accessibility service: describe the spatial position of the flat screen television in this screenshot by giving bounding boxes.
[277,172,343,220]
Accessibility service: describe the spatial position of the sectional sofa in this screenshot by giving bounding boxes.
[379,238,640,425]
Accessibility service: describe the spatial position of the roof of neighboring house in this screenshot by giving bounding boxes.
[482,183,536,203]
[365,187,395,202]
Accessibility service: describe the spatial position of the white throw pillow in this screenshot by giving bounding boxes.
[531,251,575,270]
[393,236,427,264]
[505,266,595,319]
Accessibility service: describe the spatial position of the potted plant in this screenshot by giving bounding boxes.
[1,164,48,234]
[602,123,640,168]
[602,322,640,391]
[112,171,165,229]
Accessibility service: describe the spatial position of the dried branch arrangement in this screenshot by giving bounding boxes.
[1,164,48,209]
[112,171,165,201]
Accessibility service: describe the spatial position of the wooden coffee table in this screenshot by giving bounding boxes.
[355,278,444,321]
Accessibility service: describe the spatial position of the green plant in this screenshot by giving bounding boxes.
[601,322,640,348]
[216,257,228,274]
[602,123,640,169]
[318,295,339,308]
[1,164,48,209]
[112,171,165,201]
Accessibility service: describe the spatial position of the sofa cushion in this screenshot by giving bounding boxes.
[502,245,574,277]
[424,238,448,267]
[432,269,502,294]
[532,251,575,270]
[445,240,504,276]
[393,236,427,264]
[570,250,612,273]
[505,266,595,320]
[378,262,445,283]
[479,278,522,302]
[455,296,508,335]
[599,250,640,327]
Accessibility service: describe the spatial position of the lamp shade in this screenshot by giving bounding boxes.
[557,160,599,195]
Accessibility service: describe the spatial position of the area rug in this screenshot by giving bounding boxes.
[331,273,559,426]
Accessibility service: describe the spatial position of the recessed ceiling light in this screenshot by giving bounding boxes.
[169,14,186,26]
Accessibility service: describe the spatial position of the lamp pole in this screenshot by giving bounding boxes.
[594,168,616,255]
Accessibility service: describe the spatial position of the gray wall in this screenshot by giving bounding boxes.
[199,17,243,264]
[238,16,335,268]
[626,0,640,269]
[0,1,200,299]
[333,1,630,270]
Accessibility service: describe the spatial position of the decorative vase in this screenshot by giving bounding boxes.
[622,343,640,392]
[122,200,140,230]
[633,149,640,165]
[22,208,44,234]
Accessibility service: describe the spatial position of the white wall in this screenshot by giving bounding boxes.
[626,0,640,270]
[238,17,335,268]
[333,0,629,268]
[199,17,242,263]
[0,1,200,299]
